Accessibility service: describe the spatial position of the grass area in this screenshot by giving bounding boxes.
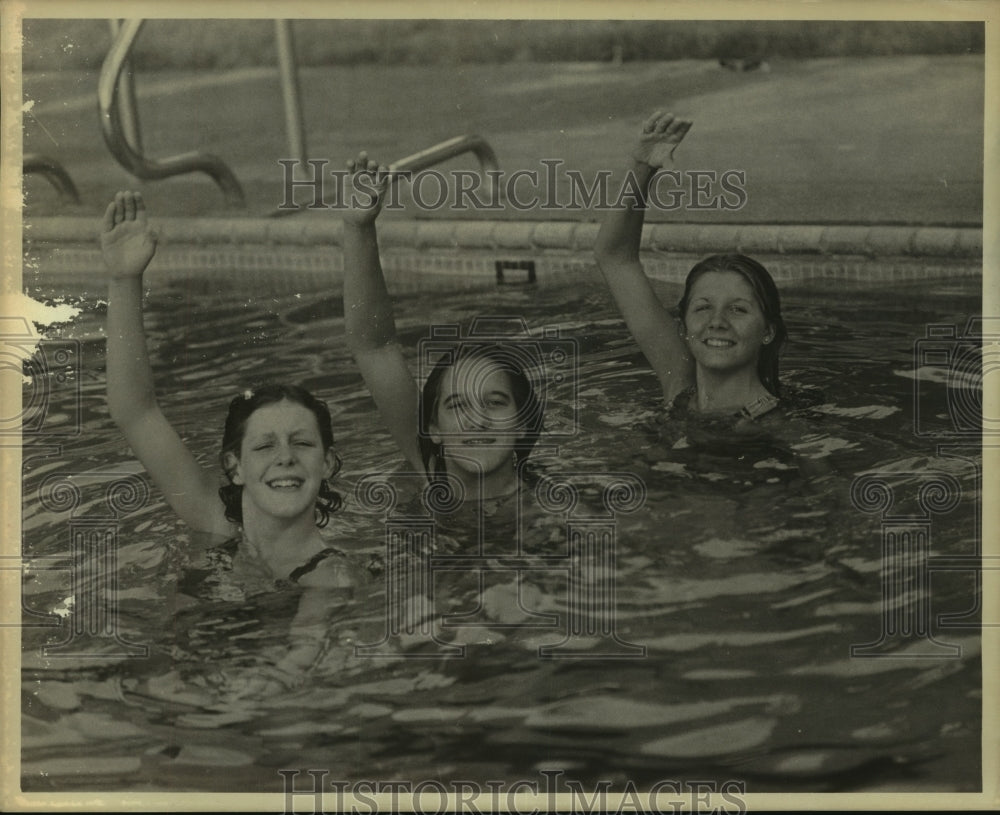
[23,19,984,71]
[22,56,983,225]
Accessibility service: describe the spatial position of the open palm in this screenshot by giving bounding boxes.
[101,191,157,278]
[631,110,692,168]
[343,151,390,227]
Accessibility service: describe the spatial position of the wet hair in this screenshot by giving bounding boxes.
[218,383,343,528]
[677,253,787,397]
[418,344,543,479]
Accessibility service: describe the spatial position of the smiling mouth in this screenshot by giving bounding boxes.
[266,478,304,489]
[704,338,736,348]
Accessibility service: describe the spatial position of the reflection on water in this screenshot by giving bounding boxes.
[20,276,982,792]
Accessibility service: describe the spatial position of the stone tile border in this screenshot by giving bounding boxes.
[24,217,983,259]
[24,245,980,296]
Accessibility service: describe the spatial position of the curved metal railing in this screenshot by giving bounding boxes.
[107,20,142,153]
[23,153,80,203]
[98,19,245,208]
[95,21,498,213]
[389,135,500,201]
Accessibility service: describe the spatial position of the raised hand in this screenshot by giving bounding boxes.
[100,191,157,279]
[343,151,390,226]
[630,110,692,169]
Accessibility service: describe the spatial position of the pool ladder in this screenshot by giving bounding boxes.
[99,18,245,207]
[23,153,80,203]
[386,134,500,202]
[98,19,500,211]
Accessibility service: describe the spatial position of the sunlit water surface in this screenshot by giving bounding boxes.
[20,274,982,793]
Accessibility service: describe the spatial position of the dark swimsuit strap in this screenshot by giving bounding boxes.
[287,547,344,583]
[672,386,779,420]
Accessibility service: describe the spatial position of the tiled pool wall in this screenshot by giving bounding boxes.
[23,217,983,293]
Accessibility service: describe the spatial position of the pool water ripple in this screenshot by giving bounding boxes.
[21,276,982,792]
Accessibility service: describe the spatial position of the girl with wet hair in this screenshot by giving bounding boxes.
[101,192,352,588]
[416,344,544,483]
[341,154,545,502]
[218,384,343,529]
[595,111,787,420]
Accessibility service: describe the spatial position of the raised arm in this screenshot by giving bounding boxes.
[102,192,229,534]
[594,110,694,402]
[341,154,423,474]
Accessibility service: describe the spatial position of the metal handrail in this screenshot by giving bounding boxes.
[274,20,306,166]
[389,135,500,201]
[107,19,142,153]
[23,153,80,203]
[97,19,245,208]
[95,21,497,212]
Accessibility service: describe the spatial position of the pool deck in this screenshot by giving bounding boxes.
[23,217,983,291]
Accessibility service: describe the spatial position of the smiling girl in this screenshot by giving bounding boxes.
[595,111,787,421]
[101,191,354,588]
[341,154,543,504]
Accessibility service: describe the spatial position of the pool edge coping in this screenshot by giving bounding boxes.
[22,216,984,260]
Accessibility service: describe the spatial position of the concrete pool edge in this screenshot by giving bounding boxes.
[22,217,982,291]
[24,216,983,258]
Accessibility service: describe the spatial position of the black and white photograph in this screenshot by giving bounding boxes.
[4,1,996,811]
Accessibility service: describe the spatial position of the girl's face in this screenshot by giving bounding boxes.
[430,358,524,479]
[226,400,335,523]
[683,271,774,375]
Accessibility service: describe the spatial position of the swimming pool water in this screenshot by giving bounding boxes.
[19,273,983,793]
